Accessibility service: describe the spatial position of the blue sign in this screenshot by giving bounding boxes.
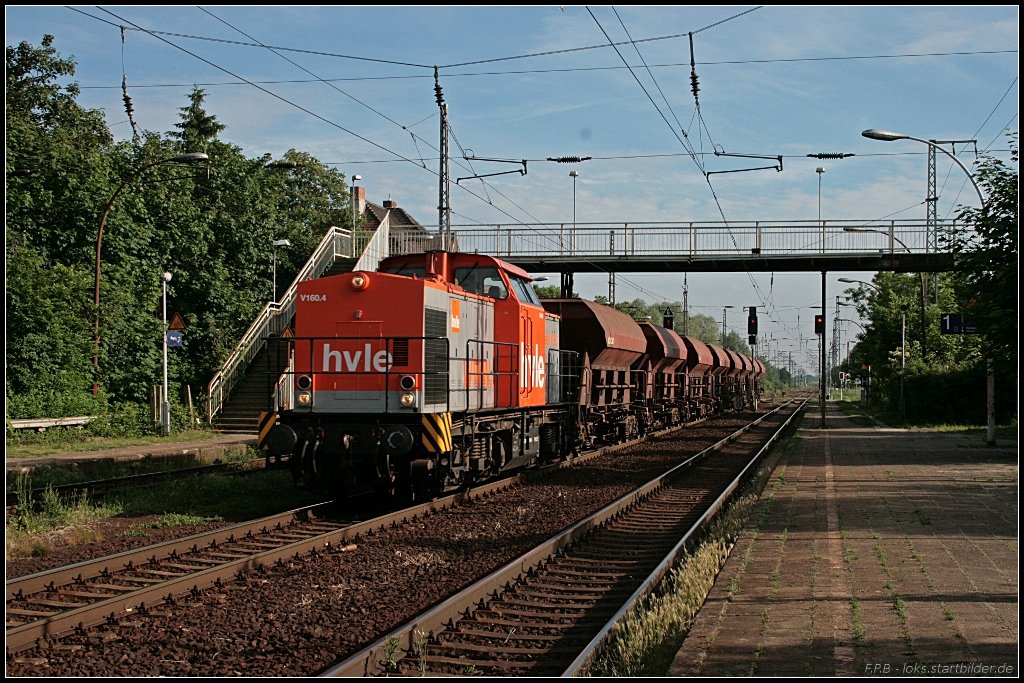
[166,330,184,348]
[940,313,978,335]
[940,313,963,334]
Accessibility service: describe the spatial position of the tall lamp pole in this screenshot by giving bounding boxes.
[351,174,362,234]
[862,128,991,443]
[570,170,579,252]
[161,271,172,436]
[816,166,826,253]
[93,152,208,396]
[844,226,929,358]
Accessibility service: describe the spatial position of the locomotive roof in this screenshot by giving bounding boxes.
[377,250,536,281]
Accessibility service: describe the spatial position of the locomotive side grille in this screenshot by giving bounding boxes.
[424,308,449,405]
[392,339,409,366]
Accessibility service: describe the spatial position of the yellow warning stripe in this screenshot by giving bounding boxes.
[257,411,277,452]
[420,413,452,453]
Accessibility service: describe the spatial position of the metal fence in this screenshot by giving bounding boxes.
[426,219,958,259]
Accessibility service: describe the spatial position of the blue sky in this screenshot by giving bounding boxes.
[6,6,1018,372]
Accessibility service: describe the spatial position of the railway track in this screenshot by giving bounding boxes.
[324,397,806,677]
[6,398,804,674]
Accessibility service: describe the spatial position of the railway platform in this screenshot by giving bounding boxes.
[670,402,1018,677]
[5,433,257,480]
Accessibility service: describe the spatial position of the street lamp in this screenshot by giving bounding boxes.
[838,277,878,292]
[161,271,173,436]
[272,238,292,303]
[351,174,362,234]
[569,170,579,252]
[861,129,985,208]
[816,166,826,253]
[862,127,992,443]
[844,227,928,358]
[93,151,209,396]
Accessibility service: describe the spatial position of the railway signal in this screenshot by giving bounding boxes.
[747,307,758,336]
[814,314,825,335]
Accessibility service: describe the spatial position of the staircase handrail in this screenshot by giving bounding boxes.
[206,226,355,424]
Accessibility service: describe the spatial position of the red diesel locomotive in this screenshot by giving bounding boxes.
[260,250,763,499]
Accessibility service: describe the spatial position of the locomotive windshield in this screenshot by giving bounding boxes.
[509,276,542,306]
[380,263,426,278]
[454,265,508,299]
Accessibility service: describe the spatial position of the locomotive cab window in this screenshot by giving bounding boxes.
[509,276,542,306]
[454,265,507,299]
[381,263,426,278]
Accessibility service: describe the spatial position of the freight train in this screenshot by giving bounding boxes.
[259,250,764,500]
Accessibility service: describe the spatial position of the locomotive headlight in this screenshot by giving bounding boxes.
[400,392,416,407]
[350,273,370,290]
[297,391,312,406]
[297,375,312,390]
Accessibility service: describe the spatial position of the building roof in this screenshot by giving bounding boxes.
[361,199,430,234]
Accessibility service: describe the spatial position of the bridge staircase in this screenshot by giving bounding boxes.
[207,218,397,433]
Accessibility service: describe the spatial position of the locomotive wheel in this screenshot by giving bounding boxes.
[375,451,399,499]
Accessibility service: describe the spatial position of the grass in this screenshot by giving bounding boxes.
[850,598,866,644]
[833,402,1019,438]
[5,468,324,560]
[584,425,800,677]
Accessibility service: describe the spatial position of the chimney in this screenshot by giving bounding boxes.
[356,186,366,215]
[382,199,398,210]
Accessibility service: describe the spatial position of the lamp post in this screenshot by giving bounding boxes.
[351,174,362,234]
[161,271,172,436]
[816,166,826,253]
[93,152,209,396]
[862,127,993,443]
[570,170,579,252]
[861,129,985,207]
[844,226,929,359]
[272,238,292,303]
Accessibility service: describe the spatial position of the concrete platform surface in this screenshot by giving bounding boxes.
[670,403,1018,677]
[6,433,258,476]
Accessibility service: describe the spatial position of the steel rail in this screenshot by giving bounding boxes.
[320,397,805,677]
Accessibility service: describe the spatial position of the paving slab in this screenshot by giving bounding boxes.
[668,403,1018,677]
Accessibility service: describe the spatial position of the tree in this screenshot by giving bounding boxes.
[946,134,1018,367]
[6,37,352,422]
[535,284,572,299]
[167,87,225,150]
[6,35,112,417]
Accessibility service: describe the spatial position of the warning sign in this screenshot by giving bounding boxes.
[168,313,188,331]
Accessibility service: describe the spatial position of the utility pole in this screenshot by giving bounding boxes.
[682,274,689,335]
[434,67,451,251]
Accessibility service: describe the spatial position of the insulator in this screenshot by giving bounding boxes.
[807,153,855,159]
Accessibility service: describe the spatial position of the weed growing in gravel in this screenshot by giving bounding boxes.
[6,471,124,558]
[380,635,401,672]
[584,425,800,677]
[121,513,223,536]
[412,629,429,676]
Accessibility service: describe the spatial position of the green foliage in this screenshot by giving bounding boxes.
[5,37,352,429]
[945,133,1018,367]
[534,284,564,299]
